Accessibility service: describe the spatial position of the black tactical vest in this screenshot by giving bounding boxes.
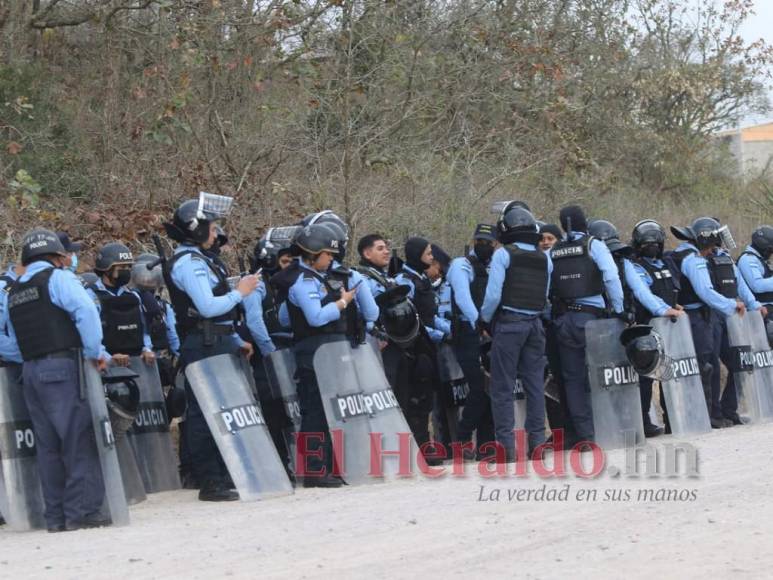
[740,251,773,304]
[138,290,170,350]
[467,255,489,311]
[269,261,301,307]
[287,268,348,342]
[550,236,603,300]
[501,245,548,311]
[261,271,284,336]
[354,264,395,294]
[8,268,83,361]
[401,268,437,327]
[669,249,701,305]
[633,258,678,321]
[92,287,145,356]
[163,250,239,339]
[707,254,738,299]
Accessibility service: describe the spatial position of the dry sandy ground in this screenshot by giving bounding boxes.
[2,423,773,580]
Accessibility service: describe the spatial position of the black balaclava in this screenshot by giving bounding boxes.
[404,237,431,272]
[540,223,563,240]
[559,205,588,234]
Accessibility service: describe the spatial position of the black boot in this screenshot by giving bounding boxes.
[302,473,344,488]
[644,423,664,438]
[198,480,239,502]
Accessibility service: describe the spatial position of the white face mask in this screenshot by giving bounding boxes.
[67,253,79,273]
[431,277,443,289]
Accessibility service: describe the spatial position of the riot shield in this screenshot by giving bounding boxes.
[80,354,130,526]
[436,343,469,441]
[0,365,45,531]
[651,316,712,436]
[116,436,146,505]
[365,334,384,366]
[265,350,301,474]
[185,354,293,501]
[745,310,773,420]
[127,357,181,493]
[726,313,765,423]
[314,341,416,485]
[585,318,644,449]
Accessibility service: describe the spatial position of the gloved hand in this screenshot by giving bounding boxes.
[615,311,635,325]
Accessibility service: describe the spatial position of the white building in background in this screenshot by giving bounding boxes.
[717,121,773,178]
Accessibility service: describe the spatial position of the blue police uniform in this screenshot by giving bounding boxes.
[481,243,552,455]
[550,232,624,443]
[624,257,677,429]
[677,243,761,421]
[395,265,450,342]
[738,245,773,308]
[167,244,249,489]
[286,261,348,479]
[446,254,495,454]
[7,261,109,530]
[0,268,22,364]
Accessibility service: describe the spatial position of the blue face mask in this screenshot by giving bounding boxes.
[68,253,78,273]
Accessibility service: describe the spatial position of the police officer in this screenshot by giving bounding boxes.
[162,198,259,501]
[625,220,684,437]
[131,254,180,387]
[738,226,773,316]
[550,205,625,447]
[446,224,497,458]
[7,229,110,531]
[670,217,764,427]
[56,232,82,273]
[394,237,449,458]
[283,224,356,487]
[480,204,551,460]
[356,234,394,298]
[87,243,155,368]
[589,219,636,317]
[539,224,562,252]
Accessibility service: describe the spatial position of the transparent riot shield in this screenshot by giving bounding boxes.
[0,365,45,530]
[585,318,644,449]
[651,316,712,436]
[127,356,181,493]
[81,354,130,526]
[436,343,469,441]
[745,310,773,420]
[185,354,293,501]
[264,350,301,474]
[726,312,765,423]
[314,341,416,485]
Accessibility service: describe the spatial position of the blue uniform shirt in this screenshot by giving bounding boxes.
[480,243,553,323]
[243,283,276,356]
[357,265,392,299]
[86,279,153,354]
[737,245,773,305]
[6,262,108,361]
[283,262,341,328]
[623,258,672,317]
[0,268,22,363]
[680,243,761,316]
[395,265,450,342]
[162,301,181,356]
[436,278,452,322]
[332,261,379,329]
[447,255,481,329]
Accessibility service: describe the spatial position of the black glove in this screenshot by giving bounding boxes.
[615,311,635,325]
[476,319,490,335]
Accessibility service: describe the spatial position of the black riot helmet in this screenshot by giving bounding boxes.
[766,319,773,348]
[131,253,163,291]
[376,285,420,348]
[164,193,234,245]
[253,226,302,273]
[632,219,666,258]
[620,325,674,381]
[294,224,340,256]
[20,228,68,266]
[589,219,631,256]
[496,202,540,245]
[691,217,722,250]
[304,211,349,261]
[751,225,773,259]
[94,242,134,273]
[102,366,141,439]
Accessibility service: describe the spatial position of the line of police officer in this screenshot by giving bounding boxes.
[4,195,773,531]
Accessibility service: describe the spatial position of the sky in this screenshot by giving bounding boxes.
[740,0,773,126]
